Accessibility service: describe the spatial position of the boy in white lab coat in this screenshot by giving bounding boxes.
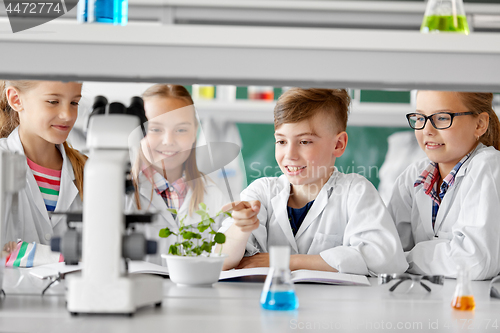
[388,91,500,280]
[217,88,408,275]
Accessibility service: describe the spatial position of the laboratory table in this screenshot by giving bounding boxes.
[1,267,500,333]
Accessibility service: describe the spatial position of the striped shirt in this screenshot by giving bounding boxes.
[27,158,61,212]
[414,151,473,230]
[141,165,188,212]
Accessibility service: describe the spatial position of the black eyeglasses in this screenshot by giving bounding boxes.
[406,112,474,130]
[379,273,445,293]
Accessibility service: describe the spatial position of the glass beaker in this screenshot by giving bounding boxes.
[260,246,299,311]
[451,264,475,311]
[421,0,469,34]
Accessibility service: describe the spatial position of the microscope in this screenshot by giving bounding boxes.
[0,152,26,294]
[60,113,163,315]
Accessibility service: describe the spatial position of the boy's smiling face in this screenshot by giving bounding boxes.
[274,112,346,190]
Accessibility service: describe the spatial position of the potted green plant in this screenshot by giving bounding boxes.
[159,203,230,287]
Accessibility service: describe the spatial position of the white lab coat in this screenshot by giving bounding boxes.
[388,143,500,280]
[127,172,229,264]
[219,170,408,275]
[0,127,82,245]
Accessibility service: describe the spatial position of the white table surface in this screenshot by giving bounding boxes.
[1,267,500,333]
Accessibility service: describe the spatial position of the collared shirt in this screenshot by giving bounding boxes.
[414,151,473,230]
[141,165,188,212]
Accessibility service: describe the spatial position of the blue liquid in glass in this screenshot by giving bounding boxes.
[261,290,299,311]
[94,0,128,25]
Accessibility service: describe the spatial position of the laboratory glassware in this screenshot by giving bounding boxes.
[260,246,299,311]
[451,265,475,311]
[248,86,274,101]
[421,0,469,34]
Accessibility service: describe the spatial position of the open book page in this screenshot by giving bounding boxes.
[127,261,169,276]
[291,270,370,286]
[29,262,82,279]
[219,267,369,286]
[29,261,170,280]
[219,267,269,280]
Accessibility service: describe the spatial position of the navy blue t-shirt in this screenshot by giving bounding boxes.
[287,200,315,236]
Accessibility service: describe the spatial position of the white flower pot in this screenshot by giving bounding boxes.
[161,254,227,287]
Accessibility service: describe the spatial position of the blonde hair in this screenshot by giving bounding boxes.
[274,88,351,131]
[455,92,500,150]
[133,84,205,216]
[0,80,87,200]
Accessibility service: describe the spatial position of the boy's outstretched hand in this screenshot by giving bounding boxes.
[222,200,261,233]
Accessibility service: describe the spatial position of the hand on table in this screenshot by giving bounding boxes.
[236,253,269,269]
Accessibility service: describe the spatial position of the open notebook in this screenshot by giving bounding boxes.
[219,267,370,286]
[30,261,369,286]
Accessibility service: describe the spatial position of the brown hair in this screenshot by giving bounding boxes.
[0,80,87,200]
[456,92,500,150]
[133,84,205,216]
[274,88,351,131]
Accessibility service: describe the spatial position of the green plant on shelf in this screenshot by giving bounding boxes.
[158,202,230,257]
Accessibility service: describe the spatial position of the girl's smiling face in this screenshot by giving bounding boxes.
[415,91,488,176]
[15,81,82,145]
[142,96,197,177]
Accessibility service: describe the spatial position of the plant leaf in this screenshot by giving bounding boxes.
[167,208,178,215]
[169,244,179,255]
[199,202,207,211]
[214,232,226,244]
[182,241,193,249]
[159,228,172,238]
[197,224,210,233]
[182,231,194,240]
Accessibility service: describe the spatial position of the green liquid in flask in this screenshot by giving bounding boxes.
[421,15,469,34]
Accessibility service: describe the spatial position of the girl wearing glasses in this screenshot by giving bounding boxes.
[388,91,500,280]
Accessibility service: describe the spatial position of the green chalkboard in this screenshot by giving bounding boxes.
[236,123,413,189]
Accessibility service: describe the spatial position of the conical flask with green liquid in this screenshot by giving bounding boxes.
[421,0,470,34]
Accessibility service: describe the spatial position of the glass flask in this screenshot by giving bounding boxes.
[248,86,274,101]
[94,0,128,26]
[260,246,299,311]
[451,265,475,311]
[421,0,469,34]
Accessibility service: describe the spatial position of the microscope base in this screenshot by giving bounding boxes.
[66,274,163,314]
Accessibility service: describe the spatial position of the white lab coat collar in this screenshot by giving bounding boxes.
[137,172,195,231]
[271,169,340,252]
[414,143,485,236]
[270,178,297,252]
[6,127,79,228]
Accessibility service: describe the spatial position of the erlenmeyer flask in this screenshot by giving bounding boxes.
[260,246,299,311]
[451,264,475,311]
[421,0,470,34]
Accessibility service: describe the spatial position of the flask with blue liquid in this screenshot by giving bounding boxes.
[260,246,299,311]
[77,0,128,26]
